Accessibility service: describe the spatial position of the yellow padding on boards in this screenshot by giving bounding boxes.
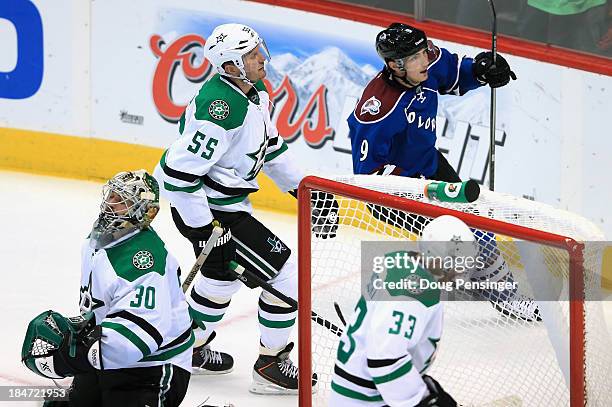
[602,247,612,291]
[0,127,161,181]
[0,127,297,213]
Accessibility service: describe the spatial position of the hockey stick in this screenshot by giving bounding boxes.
[228,261,344,337]
[181,226,224,293]
[488,0,497,191]
[334,302,347,326]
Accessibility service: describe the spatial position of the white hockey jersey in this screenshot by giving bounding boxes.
[330,263,443,406]
[80,228,193,372]
[153,74,303,228]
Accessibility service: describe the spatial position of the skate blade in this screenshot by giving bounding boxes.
[192,366,234,376]
[249,380,298,395]
[248,372,318,395]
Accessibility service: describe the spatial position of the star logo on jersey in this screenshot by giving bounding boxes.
[133,250,154,270]
[245,129,268,181]
[267,236,287,254]
[360,96,381,115]
[209,100,230,120]
[80,274,104,314]
[216,33,227,43]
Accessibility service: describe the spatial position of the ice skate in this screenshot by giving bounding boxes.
[192,333,234,375]
[250,342,317,395]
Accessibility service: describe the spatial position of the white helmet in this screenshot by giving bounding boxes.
[419,215,477,274]
[205,23,270,82]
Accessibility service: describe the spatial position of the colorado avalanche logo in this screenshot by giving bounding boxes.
[360,96,382,115]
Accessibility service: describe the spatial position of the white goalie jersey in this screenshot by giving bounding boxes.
[79,228,193,372]
[153,74,303,228]
[330,266,443,407]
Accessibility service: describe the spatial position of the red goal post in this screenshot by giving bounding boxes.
[297,175,589,407]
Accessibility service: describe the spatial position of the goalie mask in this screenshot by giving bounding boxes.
[419,215,478,280]
[205,23,271,83]
[90,170,159,249]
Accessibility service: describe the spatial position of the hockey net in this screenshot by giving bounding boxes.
[297,175,612,407]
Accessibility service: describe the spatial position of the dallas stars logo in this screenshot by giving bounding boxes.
[80,273,104,314]
[209,100,230,120]
[216,33,227,43]
[245,129,268,181]
[405,273,424,295]
[133,250,154,270]
[267,236,287,254]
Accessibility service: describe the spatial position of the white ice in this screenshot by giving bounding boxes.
[1,171,612,407]
[0,171,302,407]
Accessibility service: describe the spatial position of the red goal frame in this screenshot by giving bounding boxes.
[297,176,585,407]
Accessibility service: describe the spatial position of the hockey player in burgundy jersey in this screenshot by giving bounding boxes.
[350,22,515,179]
[349,23,540,323]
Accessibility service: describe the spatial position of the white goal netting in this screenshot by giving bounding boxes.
[301,175,612,407]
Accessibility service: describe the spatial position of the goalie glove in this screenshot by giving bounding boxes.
[473,51,517,88]
[311,191,339,239]
[415,375,457,407]
[21,310,102,379]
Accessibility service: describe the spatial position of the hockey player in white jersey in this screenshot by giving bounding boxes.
[330,215,478,406]
[153,23,336,393]
[21,170,193,406]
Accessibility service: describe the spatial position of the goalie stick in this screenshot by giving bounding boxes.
[181,226,224,293]
[229,261,344,337]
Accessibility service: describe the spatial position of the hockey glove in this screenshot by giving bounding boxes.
[416,375,458,407]
[22,311,102,379]
[312,191,339,239]
[473,52,517,88]
[202,219,236,274]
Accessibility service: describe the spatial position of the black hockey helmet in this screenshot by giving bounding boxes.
[375,23,427,61]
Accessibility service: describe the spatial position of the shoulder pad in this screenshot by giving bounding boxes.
[194,75,248,130]
[105,229,167,282]
[354,74,405,123]
[427,40,441,66]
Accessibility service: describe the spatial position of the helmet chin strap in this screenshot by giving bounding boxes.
[388,59,421,89]
[392,70,421,89]
[221,64,257,88]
